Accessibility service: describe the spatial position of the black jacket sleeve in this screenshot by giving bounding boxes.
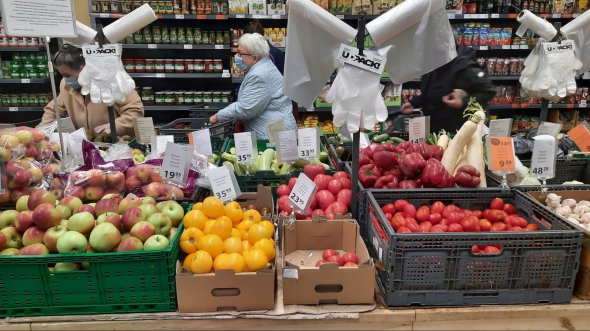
[455,66,496,107]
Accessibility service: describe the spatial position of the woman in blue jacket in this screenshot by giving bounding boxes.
[210,33,296,139]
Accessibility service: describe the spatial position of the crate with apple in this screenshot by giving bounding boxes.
[0,189,189,318]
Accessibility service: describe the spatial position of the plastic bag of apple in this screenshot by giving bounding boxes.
[0,189,186,258]
[125,162,199,200]
[180,196,275,274]
[277,165,352,219]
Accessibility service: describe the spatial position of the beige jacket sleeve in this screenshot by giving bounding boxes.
[41,82,68,124]
[113,90,144,137]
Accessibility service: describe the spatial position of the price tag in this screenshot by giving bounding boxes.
[511,45,520,49]
[298,127,319,159]
[447,13,456,19]
[133,117,155,144]
[151,135,175,155]
[553,13,562,18]
[408,116,429,144]
[464,14,475,18]
[252,14,264,19]
[236,14,245,18]
[520,45,529,49]
[234,132,257,164]
[277,130,299,163]
[99,13,110,18]
[479,46,489,50]
[336,14,345,19]
[336,44,386,75]
[183,44,193,49]
[530,137,557,179]
[568,121,590,152]
[188,128,213,156]
[271,14,281,19]
[487,137,516,172]
[266,120,285,146]
[478,14,488,18]
[8,107,17,112]
[208,165,241,203]
[21,78,30,83]
[536,122,562,137]
[488,118,512,137]
[502,45,511,49]
[360,132,370,148]
[491,13,500,18]
[160,142,192,185]
[57,117,77,133]
[221,72,231,78]
[289,173,318,213]
[148,44,157,49]
[580,101,588,108]
[214,44,224,49]
[175,14,185,19]
[156,73,165,78]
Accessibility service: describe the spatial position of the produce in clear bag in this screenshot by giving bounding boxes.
[125,163,186,199]
[65,169,126,201]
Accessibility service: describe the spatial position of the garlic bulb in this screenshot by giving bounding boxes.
[574,205,590,216]
[545,193,562,209]
[562,199,578,209]
[581,212,590,224]
[567,217,581,224]
[555,205,572,217]
[578,200,590,207]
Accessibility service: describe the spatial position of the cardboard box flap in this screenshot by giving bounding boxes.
[235,185,274,217]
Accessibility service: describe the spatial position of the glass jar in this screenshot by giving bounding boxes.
[132,1,142,10]
[222,91,231,103]
[203,91,212,103]
[158,1,166,13]
[203,59,213,73]
[174,59,184,73]
[110,0,120,13]
[10,68,21,79]
[197,0,205,14]
[143,27,153,44]
[212,91,222,103]
[170,27,178,44]
[194,28,202,44]
[27,68,38,79]
[133,31,143,44]
[152,26,162,44]
[184,91,194,104]
[184,59,194,72]
[29,94,39,106]
[20,94,29,106]
[125,34,134,44]
[174,0,181,13]
[38,94,49,105]
[12,53,22,62]
[10,94,20,106]
[165,59,175,73]
[101,1,110,13]
[164,91,175,105]
[155,59,165,72]
[190,0,198,13]
[155,91,165,104]
[123,59,135,72]
[213,59,223,73]
[23,58,34,71]
[215,31,224,45]
[121,1,131,13]
[205,0,212,14]
[177,27,186,44]
[194,91,204,103]
[142,87,155,105]
[223,31,230,45]
[174,92,184,105]
[194,59,204,73]
[165,0,175,14]
[145,59,156,72]
[161,26,170,44]
[202,30,210,44]
[135,59,146,73]
[186,28,194,44]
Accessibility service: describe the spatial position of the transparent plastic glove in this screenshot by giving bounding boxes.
[531,40,582,101]
[78,44,136,106]
[519,40,543,97]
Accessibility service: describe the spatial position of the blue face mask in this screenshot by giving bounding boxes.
[65,77,81,90]
[234,54,248,70]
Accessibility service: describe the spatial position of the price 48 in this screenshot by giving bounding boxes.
[531,167,549,175]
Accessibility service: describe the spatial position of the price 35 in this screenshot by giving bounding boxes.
[215,188,233,199]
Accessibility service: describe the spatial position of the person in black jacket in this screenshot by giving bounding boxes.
[244,20,285,74]
[401,46,496,133]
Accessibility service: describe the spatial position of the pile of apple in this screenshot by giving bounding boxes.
[64,170,126,202]
[315,249,359,267]
[125,164,185,200]
[277,166,352,220]
[0,189,185,260]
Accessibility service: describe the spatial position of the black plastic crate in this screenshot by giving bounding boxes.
[486,159,590,191]
[158,118,234,148]
[364,188,583,306]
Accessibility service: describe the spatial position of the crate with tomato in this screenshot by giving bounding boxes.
[364,188,583,306]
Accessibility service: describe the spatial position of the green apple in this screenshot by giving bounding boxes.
[1,248,20,255]
[67,212,95,235]
[138,203,158,219]
[0,210,19,229]
[16,195,29,212]
[147,213,172,236]
[144,234,169,250]
[54,262,80,271]
[89,223,121,253]
[57,231,88,254]
[44,225,68,252]
[158,201,185,227]
[1,226,22,248]
[56,205,72,220]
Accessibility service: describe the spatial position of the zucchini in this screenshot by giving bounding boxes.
[372,133,389,143]
[258,149,275,171]
[391,137,405,144]
[229,147,236,154]
[319,151,329,163]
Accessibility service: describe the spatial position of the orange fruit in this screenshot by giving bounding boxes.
[203,219,215,234]
[192,202,203,211]
[243,248,268,272]
[223,237,243,254]
[213,253,245,273]
[183,252,197,270]
[242,240,252,252]
[236,220,253,237]
[198,234,224,258]
[258,220,275,238]
[224,201,244,225]
[253,238,275,261]
[183,210,209,230]
[180,227,204,254]
[248,223,271,244]
[228,253,245,272]
[230,228,242,239]
[210,216,232,239]
[202,196,224,219]
[243,209,261,223]
[189,250,213,274]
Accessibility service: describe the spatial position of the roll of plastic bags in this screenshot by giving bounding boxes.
[283,0,357,107]
[516,10,557,41]
[366,0,457,84]
[103,3,157,43]
[562,10,590,74]
[62,21,97,46]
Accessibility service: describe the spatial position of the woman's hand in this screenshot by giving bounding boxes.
[95,123,111,134]
[442,89,468,109]
[401,102,414,114]
[209,114,219,124]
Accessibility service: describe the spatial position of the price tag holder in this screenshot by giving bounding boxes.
[175,14,185,19]
[234,132,257,164]
[298,127,320,159]
[580,101,588,108]
[236,14,245,18]
[208,165,241,203]
[408,116,430,144]
[151,135,175,155]
[502,45,511,49]
[277,130,299,163]
[133,117,155,144]
[488,118,512,137]
[188,128,213,156]
[289,173,318,213]
[479,46,489,50]
[568,121,590,152]
[336,14,345,19]
[214,44,224,49]
[265,120,285,146]
[491,13,500,18]
[487,137,516,172]
[530,136,557,179]
[160,142,193,186]
[536,122,562,137]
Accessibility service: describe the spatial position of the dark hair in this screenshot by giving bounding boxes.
[244,20,264,35]
[52,44,85,69]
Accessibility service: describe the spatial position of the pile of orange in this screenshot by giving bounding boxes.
[180,196,275,274]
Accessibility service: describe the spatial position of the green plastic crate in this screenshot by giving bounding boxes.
[0,204,191,318]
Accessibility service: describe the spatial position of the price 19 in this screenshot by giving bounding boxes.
[163,171,182,179]
[215,188,233,199]
[237,154,251,163]
[300,149,314,157]
[531,167,549,175]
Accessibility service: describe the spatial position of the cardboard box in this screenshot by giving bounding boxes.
[249,0,267,14]
[548,109,578,131]
[176,186,276,312]
[282,218,375,305]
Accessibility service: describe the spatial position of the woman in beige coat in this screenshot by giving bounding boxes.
[41,45,144,137]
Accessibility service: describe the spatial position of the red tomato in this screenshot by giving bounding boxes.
[288,177,298,191]
[503,203,517,215]
[431,201,445,214]
[326,254,344,266]
[440,219,449,226]
[332,171,349,180]
[394,199,410,211]
[473,210,483,218]
[277,184,291,197]
[479,219,492,231]
[511,216,528,228]
[482,246,501,254]
[397,226,412,233]
[442,205,460,218]
[322,249,339,261]
[488,210,507,223]
[460,216,479,232]
[416,206,430,222]
[430,225,446,233]
[338,177,352,190]
[471,245,480,254]
[419,221,432,233]
[385,213,393,221]
[447,212,465,224]
[403,204,417,218]
[314,174,332,191]
[328,201,348,215]
[382,203,396,214]
[316,260,327,267]
[405,221,420,233]
[390,218,404,230]
[448,223,464,232]
[483,209,493,220]
[316,190,336,210]
[327,179,343,195]
[463,209,474,217]
[429,213,442,224]
[490,197,505,210]
[508,226,524,232]
[526,223,539,231]
[336,189,352,208]
[437,224,449,232]
[341,252,359,264]
[491,222,507,231]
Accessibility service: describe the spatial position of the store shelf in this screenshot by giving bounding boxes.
[470,45,534,50]
[489,103,589,110]
[130,73,229,79]
[231,47,285,52]
[123,44,230,50]
[91,13,228,20]
[310,105,401,113]
[229,14,287,19]
[0,106,44,112]
[446,12,580,19]
[0,78,50,84]
[0,46,46,52]
[144,103,231,111]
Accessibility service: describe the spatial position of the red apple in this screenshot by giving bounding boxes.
[85,186,104,201]
[0,231,6,250]
[136,164,153,183]
[22,226,45,246]
[165,187,185,200]
[66,186,86,200]
[86,169,106,187]
[122,207,146,232]
[94,198,121,216]
[19,242,49,255]
[117,237,144,252]
[27,190,57,211]
[32,203,63,230]
[14,211,34,233]
[74,204,95,216]
[106,172,125,190]
[59,196,83,212]
[118,194,143,214]
[43,225,67,252]
[125,175,142,191]
[96,212,122,229]
[130,221,156,242]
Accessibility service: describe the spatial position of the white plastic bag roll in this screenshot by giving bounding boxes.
[103,3,157,43]
[62,21,97,46]
[562,10,590,74]
[283,0,357,107]
[516,10,557,41]
[366,0,457,84]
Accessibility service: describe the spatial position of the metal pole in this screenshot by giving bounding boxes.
[46,36,66,164]
[108,106,117,142]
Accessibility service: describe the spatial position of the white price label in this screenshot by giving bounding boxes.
[511,45,520,49]
[447,13,456,19]
[82,44,121,58]
[502,45,511,49]
[491,13,500,18]
[148,44,157,49]
[289,173,318,213]
[8,107,17,112]
[336,44,386,75]
[234,132,256,164]
[221,72,231,78]
[580,101,588,108]
[236,14,245,18]
[479,46,488,50]
[214,44,224,49]
[252,15,264,19]
[156,73,165,78]
[553,13,562,18]
[208,166,241,203]
[160,142,192,185]
[271,14,281,19]
[409,116,429,144]
[21,79,30,83]
[464,14,475,18]
[190,128,213,156]
[183,44,193,49]
[175,14,185,19]
[536,122,562,138]
[478,14,488,18]
[360,132,371,148]
[298,127,319,159]
[277,130,299,163]
[151,135,175,155]
[336,15,345,19]
[531,138,557,179]
[488,118,512,137]
[520,45,530,50]
[99,13,110,18]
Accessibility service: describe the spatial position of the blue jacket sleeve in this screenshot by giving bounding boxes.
[216,74,271,122]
